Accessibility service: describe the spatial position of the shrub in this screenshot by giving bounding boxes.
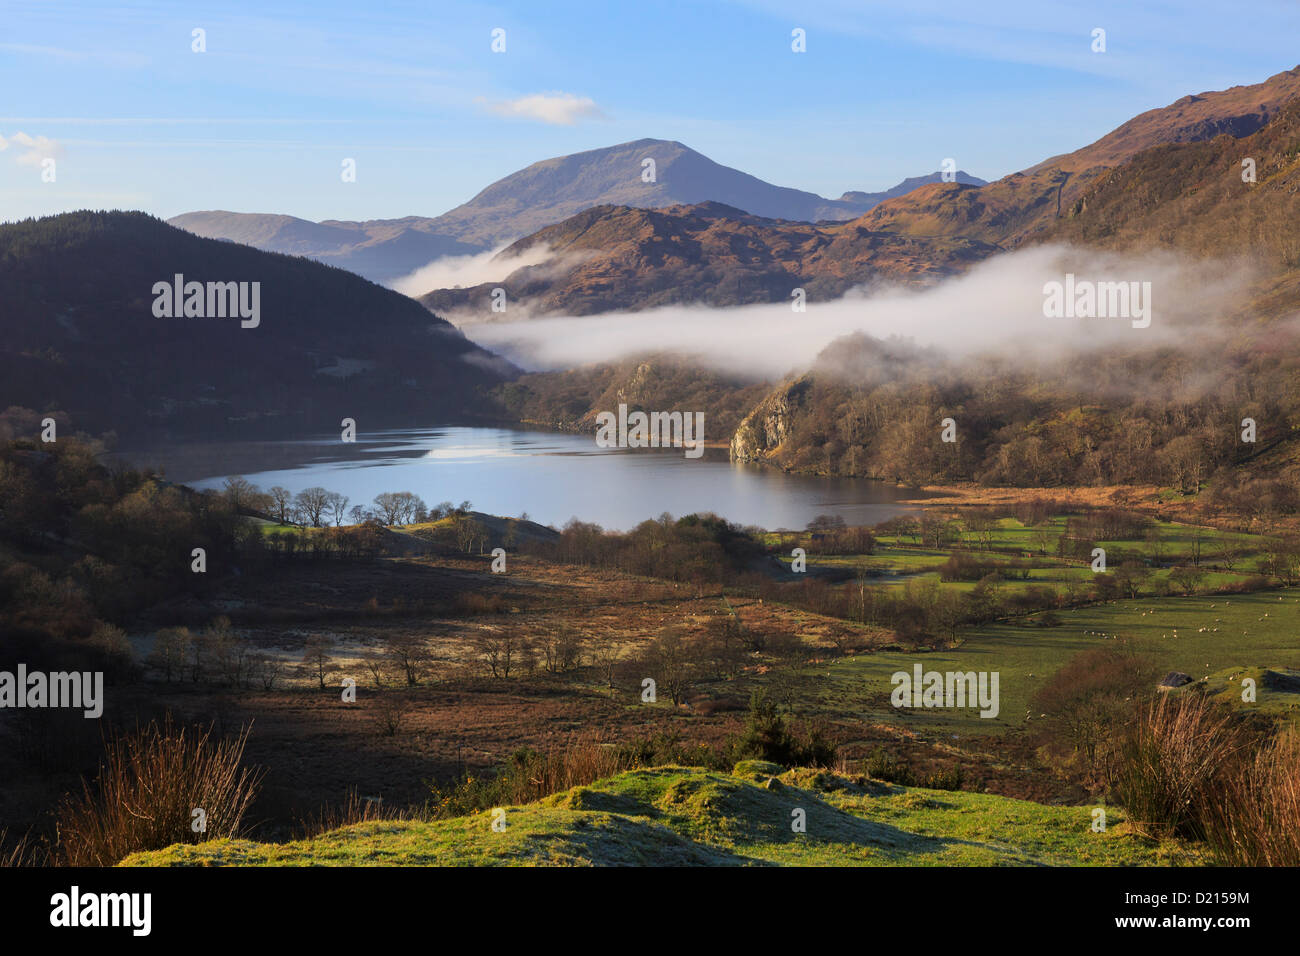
[939,553,1000,582]
[1032,642,1159,777]
[919,766,965,791]
[456,592,507,615]
[1110,693,1250,840]
[293,789,397,840]
[1204,727,1300,866]
[0,829,43,867]
[864,746,913,785]
[726,692,836,768]
[55,716,263,866]
[429,742,625,818]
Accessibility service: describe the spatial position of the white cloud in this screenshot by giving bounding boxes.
[1,131,65,166]
[485,92,608,126]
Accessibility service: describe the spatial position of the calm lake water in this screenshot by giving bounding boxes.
[120,426,917,532]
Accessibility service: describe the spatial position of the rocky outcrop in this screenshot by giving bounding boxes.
[729,377,811,463]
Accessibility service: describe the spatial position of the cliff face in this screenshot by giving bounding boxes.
[729,377,811,463]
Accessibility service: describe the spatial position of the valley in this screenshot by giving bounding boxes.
[4,34,1300,882]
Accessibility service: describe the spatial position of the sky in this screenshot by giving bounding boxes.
[2,0,1298,224]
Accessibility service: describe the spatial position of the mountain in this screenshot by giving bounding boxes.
[166,211,482,286]
[181,59,1298,292]
[724,92,1300,489]
[417,67,1300,318]
[418,139,983,242]
[838,170,985,206]
[853,65,1300,247]
[1045,98,1300,281]
[1030,66,1300,173]
[474,70,1300,496]
[169,140,984,283]
[419,200,998,317]
[0,211,515,441]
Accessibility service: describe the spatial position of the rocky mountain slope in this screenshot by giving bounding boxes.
[419,200,999,317]
[854,65,1300,247]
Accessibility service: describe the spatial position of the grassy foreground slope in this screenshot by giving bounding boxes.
[122,763,1198,867]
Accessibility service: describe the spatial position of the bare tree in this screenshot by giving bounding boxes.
[375,697,410,737]
[325,491,350,527]
[294,487,332,528]
[473,630,524,679]
[149,626,190,682]
[249,652,287,690]
[394,492,426,525]
[384,635,432,686]
[302,636,335,689]
[1212,537,1239,571]
[1169,564,1205,596]
[269,485,293,525]
[216,633,253,688]
[453,515,485,552]
[588,641,621,693]
[642,628,696,706]
[539,627,585,674]
[222,476,268,513]
[373,492,404,525]
[964,511,998,551]
[360,650,388,688]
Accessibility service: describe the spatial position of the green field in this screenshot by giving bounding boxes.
[774,589,1300,736]
[775,517,1271,599]
[874,516,1264,564]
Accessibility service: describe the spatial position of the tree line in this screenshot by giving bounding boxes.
[221,475,472,529]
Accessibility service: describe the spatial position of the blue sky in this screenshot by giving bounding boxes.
[2,0,1298,223]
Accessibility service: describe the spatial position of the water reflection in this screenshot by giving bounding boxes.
[117,426,920,532]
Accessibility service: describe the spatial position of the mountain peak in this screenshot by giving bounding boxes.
[838,170,987,205]
[171,141,942,281]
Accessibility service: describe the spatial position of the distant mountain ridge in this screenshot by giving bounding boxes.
[169,140,985,283]
[838,170,985,205]
[165,211,482,286]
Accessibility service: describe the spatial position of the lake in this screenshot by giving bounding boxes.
[119,426,918,532]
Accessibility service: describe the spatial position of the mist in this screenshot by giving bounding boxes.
[452,245,1252,381]
[390,243,559,296]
